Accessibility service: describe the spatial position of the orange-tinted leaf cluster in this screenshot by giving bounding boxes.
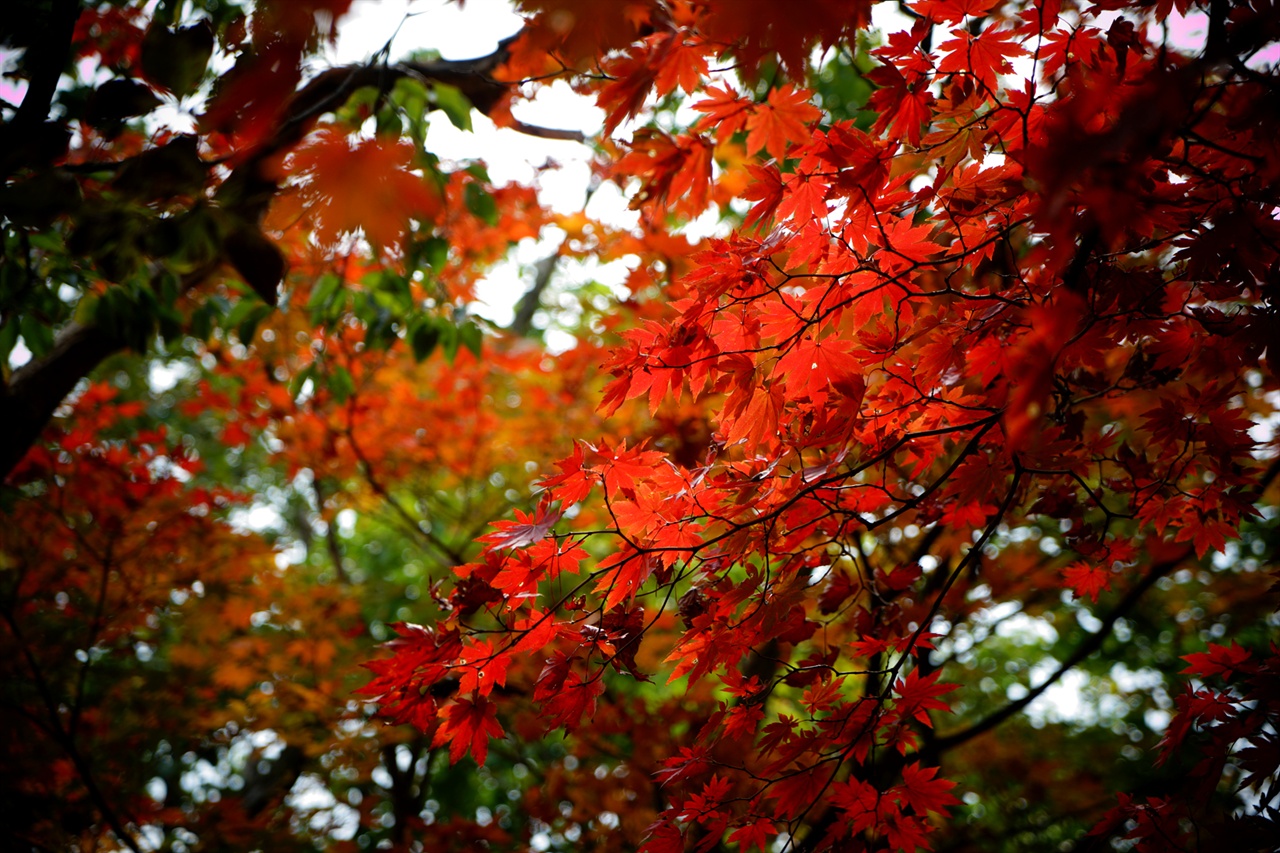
[13,0,1280,850]
[286,130,442,249]
[360,0,1280,848]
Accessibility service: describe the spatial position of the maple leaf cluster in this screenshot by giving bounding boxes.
[356,0,1280,849]
[6,0,1280,851]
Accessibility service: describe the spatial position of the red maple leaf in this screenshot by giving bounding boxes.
[726,818,776,852]
[916,0,1002,22]
[741,163,784,228]
[937,26,1026,94]
[639,817,685,853]
[745,84,822,160]
[692,85,751,143]
[898,762,960,817]
[894,669,959,727]
[1063,562,1111,603]
[478,504,564,550]
[867,64,934,146]
[1181,643,1253,680]
[540,443,595,506]
[432,696,505,765]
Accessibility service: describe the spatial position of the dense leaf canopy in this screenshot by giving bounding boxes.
[3,1,1280,851]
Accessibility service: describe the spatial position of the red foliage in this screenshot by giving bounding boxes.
[357,0,1280,849]
[8,0,1280,850]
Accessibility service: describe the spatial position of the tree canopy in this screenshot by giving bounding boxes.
[3,0,1280,851]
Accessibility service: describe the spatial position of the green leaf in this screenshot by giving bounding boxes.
[375,110,404,137]
[85,79,162,130]
[409,316,441,362]
[459,321,483,358]
[392,78,431,145]
[340,86,382,118]
[0,320,18,365]
[20,316,54,358]
[126,284,157,353]
[155,269,181,308]
[156,305,184,346]
[289,363,316,401]
[141,22,214,98]
[372,272,413,315]
[224,298,271,343]
[189,300,222,340]
[224,224,285,305]
[440,320,460,364]
[362,300,398,351]
[112,135,207,203]
[420,236,450,272]
[465,184,498,226]
[91,286,155,352]
[236,303,272,345]
[329,365,355,403]
[307,273,342,322]
[432,82,473,132]
[222,296,257,330]
[0,170,82,227]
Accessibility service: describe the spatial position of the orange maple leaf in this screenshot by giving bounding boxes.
[288,129,441,249]
[745,84,821,161]
[692,85,751,144]
[515,0,657,68]
[653,36,708,96]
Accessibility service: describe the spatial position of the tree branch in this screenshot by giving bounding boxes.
[930,548,1191,754]
[345,423,468,568]
[2,0,81,176]
[1,321,122,481]
[1,32,586,484]
[0,605,144,853]
[510,253,559,337]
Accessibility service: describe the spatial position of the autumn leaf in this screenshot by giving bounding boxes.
[916,0,1002,22]
[536,665,605,730]
[898,762,960,817]
[653,36,708,96]
[478,504,564,550]
[456,640,511,696]
[774,168,830,224]
[867,64,934,146]
[697,0,874,77]
[894,669,959,727]
[741,163,784,228]
[511,608,560,654]
[726,818,776,852]
[599,49,659,136]
[13,2,1280,851]
[288,129,441,248]
[540,443,596,506]
[773,334,860,407]
[432,696,505,765]
[515,0,657,67]
[937,26,1025,94]
[639,818,685,853]
[593,547,652,610]
[1063,562,1111,603]
[1181,643,1253,680]
[692,85,751,144]
[1002,290,1086,451]
[745,84,822,161]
